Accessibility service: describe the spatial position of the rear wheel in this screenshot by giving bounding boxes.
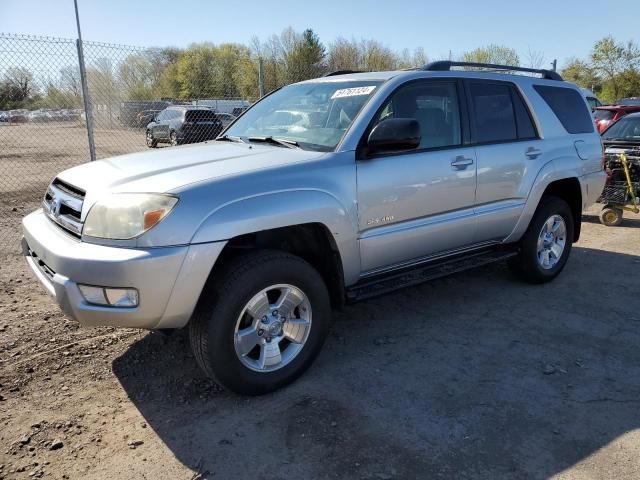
[189,251,331,395]
[599,206,623,227]
[146,130,157,148]
[509,196,574,283]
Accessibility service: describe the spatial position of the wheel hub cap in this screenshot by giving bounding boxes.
[536,214,567,270]
[233,284,312,372]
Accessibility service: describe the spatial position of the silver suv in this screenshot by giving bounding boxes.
[22,62,605,394]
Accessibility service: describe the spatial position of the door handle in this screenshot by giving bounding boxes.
[451,156,474,170]
[525,147,543,159]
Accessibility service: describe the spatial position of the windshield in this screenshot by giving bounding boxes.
[602,116,640,140]
[224,80,383,151]
[594,109,614,121]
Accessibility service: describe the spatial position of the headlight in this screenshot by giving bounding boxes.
[83,193,178,240]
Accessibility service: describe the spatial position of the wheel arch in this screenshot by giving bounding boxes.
[211,223,347,309]
[190,189,361,308]
[541,177,583,242]
[505,158,584,244]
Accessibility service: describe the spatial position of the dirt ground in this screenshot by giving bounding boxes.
[1,206,639,480]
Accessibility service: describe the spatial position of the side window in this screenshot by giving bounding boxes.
[511,88,537,139]
[373,81,462,149]
[533,85,594,134]
[469,83,517,143]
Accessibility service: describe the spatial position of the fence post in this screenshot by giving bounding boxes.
[74,0,96,161]
[258,57,265,98]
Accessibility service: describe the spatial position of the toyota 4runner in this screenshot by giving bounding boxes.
[22,61,606,394]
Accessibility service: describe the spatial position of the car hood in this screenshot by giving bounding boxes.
[57,141,325,206]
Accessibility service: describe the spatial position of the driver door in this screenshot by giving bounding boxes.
[356,79,477,273]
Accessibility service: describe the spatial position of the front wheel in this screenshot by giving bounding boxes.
[169,130,179,147]
[189,251,331,395]
[508,196,574,284]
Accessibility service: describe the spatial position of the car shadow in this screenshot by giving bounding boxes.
[113,246,640,479]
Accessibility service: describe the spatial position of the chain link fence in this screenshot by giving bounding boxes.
[0,33,265,254]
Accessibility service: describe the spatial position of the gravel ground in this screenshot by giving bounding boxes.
[1,207,639,480]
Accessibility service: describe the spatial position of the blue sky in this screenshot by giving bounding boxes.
[0,0,636,69]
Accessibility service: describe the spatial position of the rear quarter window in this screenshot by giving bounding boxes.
[533,85,594,134]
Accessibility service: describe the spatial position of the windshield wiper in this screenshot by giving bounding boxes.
[246,136,300,149]
[216,134,249,144]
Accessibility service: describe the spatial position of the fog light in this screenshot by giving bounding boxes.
[104,288,139,307]
[78,285,108,306]
[78,285,138,308]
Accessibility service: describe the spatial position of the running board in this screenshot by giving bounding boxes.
[346,247,517,302]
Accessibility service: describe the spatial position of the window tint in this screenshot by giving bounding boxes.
[373,81,461,149]
[533,85,594,134]
[470,83,517,143]
[186,110,217,121]
[511,88,537,139]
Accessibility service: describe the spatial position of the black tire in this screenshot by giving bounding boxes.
[169,130,179,147]
[189,250,331,395]
[508,196,574,284]
[146,129,157,148]
[599,206,623,227]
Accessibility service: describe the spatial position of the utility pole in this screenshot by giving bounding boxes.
[74,0,96,161]
[551,59,557,72]
[258,57,265,98]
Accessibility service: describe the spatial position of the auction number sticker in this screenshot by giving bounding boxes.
[331,86,377,99]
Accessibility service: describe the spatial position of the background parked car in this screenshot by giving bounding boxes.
[136,109,161,128]
[214,112,236,130]
[145,106,223,147]
[616,97,640,106]
[8,109,29,123]
[0,111,8,122]
[594,104,640,133]
[581,88,602,110]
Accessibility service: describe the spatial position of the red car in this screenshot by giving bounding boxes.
[594,104,640,133]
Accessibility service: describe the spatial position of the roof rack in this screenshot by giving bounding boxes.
[422,61,563,81]
[323,70,363,77]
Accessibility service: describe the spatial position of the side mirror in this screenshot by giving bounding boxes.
[367,118,421,155]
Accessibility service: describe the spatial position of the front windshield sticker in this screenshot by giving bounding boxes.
[330,86,377,99]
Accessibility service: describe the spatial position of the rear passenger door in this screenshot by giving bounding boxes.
[465,80,541,243]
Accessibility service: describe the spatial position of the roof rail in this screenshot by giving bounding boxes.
[422,61,563,81]
[323,70,363,77]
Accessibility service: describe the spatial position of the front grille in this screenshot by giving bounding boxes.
[42,178,85,237]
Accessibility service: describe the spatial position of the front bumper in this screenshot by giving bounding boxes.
[22,209,225,329]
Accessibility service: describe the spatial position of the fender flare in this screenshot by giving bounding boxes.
[504,159,582,243]
[190,189,361,285]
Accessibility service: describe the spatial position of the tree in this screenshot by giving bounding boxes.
[283,29,326,82]
[0,67,35,108]
[590,36,640,101]
[327,37,361,71]
[461,44,520,66]
[326,37,396,71]
[524,48,545,69]
[561,58,600,91]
